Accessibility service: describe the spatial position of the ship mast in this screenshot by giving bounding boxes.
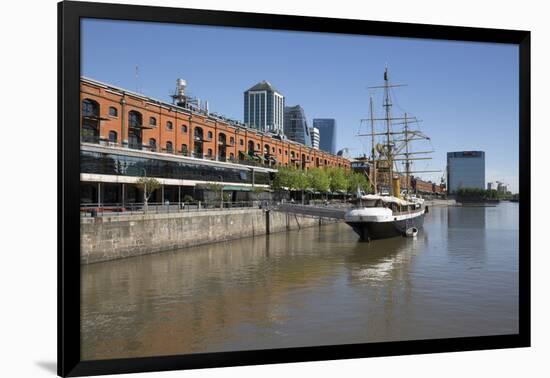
[382,66,394,189]
[358,66,438,197]
[404,112,410,195]
[369,95,377,193]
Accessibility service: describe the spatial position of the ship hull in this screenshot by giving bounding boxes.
[346,212,425,241]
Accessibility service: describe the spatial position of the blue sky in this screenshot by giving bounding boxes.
[81,19,519,192]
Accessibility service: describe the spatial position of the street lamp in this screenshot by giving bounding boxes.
[219,175,224,208]
[142,168,148,211]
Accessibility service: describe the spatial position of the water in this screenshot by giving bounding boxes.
[80,203,519,360]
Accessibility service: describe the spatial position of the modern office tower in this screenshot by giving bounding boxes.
[446,151,486,194]
[313,118,337,154]
[309,127,320,149]
[284,105,312,146]
[243,80,284,134]
[497,182,508,194]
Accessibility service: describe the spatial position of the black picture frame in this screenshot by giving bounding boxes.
[58,1,531,376]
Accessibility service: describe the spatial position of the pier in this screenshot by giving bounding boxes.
[273,203,348,220]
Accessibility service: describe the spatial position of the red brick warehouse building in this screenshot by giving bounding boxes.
[79,77,350,206]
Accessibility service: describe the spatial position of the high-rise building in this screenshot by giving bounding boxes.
[447,151,485,194]
[497,182,508,194]
[487,182,497,191]
[243,80,284,134]
[309,127,320,149]
[284,105,312,146]
[313,119,337,154]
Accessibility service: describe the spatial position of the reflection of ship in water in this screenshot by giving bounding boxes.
[345,233,426,284]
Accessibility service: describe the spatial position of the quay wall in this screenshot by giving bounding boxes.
[80,209,338,264]
[424,199,457,207]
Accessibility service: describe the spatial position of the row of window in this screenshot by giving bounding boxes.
[80,151,271,185]
[83,99,340,165]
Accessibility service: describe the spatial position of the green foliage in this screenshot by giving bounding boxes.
[294,168,309,191]
[182,195,194,203]
[457,187,506,199]
[328,167,348,193]
[347,172,371,194]
[251,186,265,194]
[272,166,304,191]
[135,177,161,202]
[307,167,330,193]
[272,166,364,195]
[203,183,223,193]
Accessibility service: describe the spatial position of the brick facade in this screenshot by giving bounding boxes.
[80,78,350,170]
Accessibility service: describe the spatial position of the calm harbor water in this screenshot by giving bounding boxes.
[81,203,519,360]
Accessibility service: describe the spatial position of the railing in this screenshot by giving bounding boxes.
[80,200,271,217]
[81,138,279,169]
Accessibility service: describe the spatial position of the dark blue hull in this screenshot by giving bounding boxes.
[346,213,425,241]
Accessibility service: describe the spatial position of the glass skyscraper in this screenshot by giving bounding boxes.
[446,151,485,193]
[313,119,337,154]
[243,80,284,134]
[284,105,311,147]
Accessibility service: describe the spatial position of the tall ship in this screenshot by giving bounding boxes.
[344,67,436,241]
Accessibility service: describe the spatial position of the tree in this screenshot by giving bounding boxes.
[328,167,348,193]
[347,172,370,195]
[135,177,161,211]
[307,167,330,194]
[203,183,224,207]
[272,166,294,190]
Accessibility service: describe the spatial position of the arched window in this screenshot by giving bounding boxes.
[194,127,203,141]
[229,137,235,145]
[264,144,270,154]
[207,148,213,157]
[181,144,188,156]
[149,138,157,152]
[108,131,117,143]
[240,139,244,146]
[166,121,173,130]
[207,131,213,140]
[149,117,157,127]
[229,152,235,160]
[128,111,143,149]
[279,148,282,154]
[247,140,255,156]
[82,98,99,117]
[128,111,142,128]
[81,99,100,143]
[108,106,118,117]
[256,143,260,151]
[166,141,173,153]
[218,133,227,160]
[193,127,204,157]
[181,125,187,133]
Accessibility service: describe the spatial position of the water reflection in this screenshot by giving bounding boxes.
[81,204,519,360]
